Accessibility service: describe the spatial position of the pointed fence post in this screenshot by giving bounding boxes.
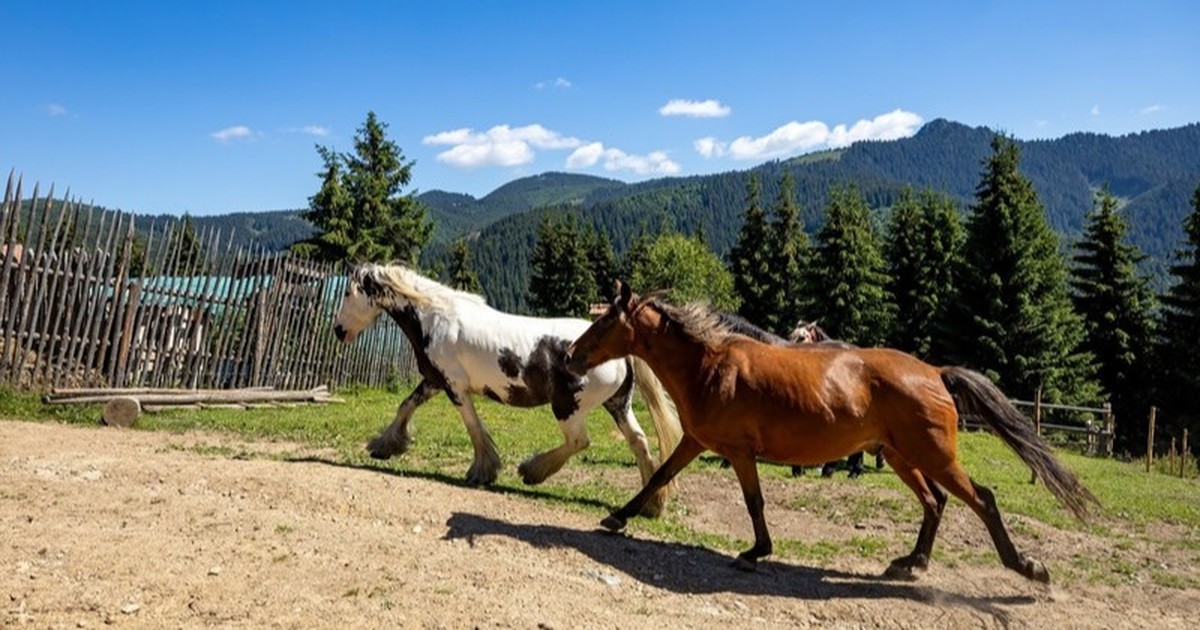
[1146,406,1156,473]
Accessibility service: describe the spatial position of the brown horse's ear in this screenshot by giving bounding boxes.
[615,279,634,310]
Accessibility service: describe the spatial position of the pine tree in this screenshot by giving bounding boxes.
[806,185,893,346]
[1158,182,1200,447]
[295,112,432,265]
[295,145,353,262]
[584,225,619,301]
[729,174,773,327]
[1070,187,1156,453]
[447,238,482,293]
[528,216,595,317]
[763,172,811,335]
[886,188,963,358]
[944,135,1096,401]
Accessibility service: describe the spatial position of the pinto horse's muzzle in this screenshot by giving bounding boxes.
[333,324,349,343]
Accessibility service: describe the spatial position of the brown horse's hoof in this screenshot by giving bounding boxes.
[600,515,627,532]
[1025,558,1051,584]
[731,555,758,572]
[883,554,927,581]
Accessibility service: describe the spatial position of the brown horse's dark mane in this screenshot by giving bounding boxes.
[641,298,736,349]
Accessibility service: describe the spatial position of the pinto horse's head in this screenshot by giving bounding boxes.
[566,280,639,376]
[333,264,389,343]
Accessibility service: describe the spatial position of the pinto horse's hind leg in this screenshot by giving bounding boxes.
[602,435,705,531]
[367,378,439,459]
[517,410,590,486]
[925,462,1051,584]
[453,394,502,486]
[880,446,947,580]
[607,404,668,517]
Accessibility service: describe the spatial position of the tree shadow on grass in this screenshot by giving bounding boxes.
[443,511,1040,627]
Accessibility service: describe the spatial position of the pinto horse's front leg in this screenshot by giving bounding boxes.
[367,378,439,459]
[726,454,772,571]
[453,394,502,486]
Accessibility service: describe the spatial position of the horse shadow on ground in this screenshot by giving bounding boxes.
[284,456,613,511]
[286,457,1036,626]
[443,511,1039,627]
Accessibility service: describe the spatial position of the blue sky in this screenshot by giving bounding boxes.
[2,1,1197,215]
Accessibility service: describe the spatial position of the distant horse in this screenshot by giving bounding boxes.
[333,264,683,516]
[566,283,1098,582]
[787,321,883,478]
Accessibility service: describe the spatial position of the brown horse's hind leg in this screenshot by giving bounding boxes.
[880,446,947,580]
[727,454,772,571]
[926,463,1051,584]
[601,435,705,531]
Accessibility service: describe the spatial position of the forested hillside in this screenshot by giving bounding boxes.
[28,119,1195,308]
[428,120,1200,311]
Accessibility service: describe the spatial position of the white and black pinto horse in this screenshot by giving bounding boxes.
[333,263,683,516]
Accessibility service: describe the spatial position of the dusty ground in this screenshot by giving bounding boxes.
[2,420,1196,629]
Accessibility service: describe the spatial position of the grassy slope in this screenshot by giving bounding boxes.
[4,386,1197,587]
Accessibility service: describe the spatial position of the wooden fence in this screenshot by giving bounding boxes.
[961,387,1114,456]
[0,175,414,391]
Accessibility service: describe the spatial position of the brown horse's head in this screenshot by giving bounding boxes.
[566,280,639,376]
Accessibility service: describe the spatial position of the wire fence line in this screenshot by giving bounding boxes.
[0,175,414,391]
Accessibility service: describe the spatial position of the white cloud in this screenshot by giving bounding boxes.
[281,125,331,137]
[566,142,680,175]
[1140,104,1164,114]
[697,109,923,160]
[1091,105,1101,117]
[534,77,573,90]
[1035,120,1049,128]
[422,124,582,168]
[45,103,68,117]
[210,125,256,143]
[694,136,727,158]
[659,99,731,118]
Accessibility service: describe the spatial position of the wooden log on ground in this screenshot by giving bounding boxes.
[45,388,333,405]
[49,386,279,399]
[102,397,141,428]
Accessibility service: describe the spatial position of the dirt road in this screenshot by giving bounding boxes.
[1,420,1195,628]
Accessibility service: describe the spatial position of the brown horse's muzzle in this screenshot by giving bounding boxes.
[564,345,588,377]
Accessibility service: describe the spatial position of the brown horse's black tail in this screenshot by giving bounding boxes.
[940,366,1100,521]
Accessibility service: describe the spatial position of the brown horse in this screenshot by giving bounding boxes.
[565,282,1098,583]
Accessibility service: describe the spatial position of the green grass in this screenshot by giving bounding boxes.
[4,383,1200,582]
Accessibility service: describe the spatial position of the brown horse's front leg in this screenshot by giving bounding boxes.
[601,435,704,531]
[727,454,772,571]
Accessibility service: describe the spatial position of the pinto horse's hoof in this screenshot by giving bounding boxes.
[600,515,627,532]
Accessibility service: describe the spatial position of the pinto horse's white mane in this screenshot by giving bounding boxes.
[352,263,486,311]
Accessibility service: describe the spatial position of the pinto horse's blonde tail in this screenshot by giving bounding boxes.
[631,357,682,461]
[940,366,1100,521]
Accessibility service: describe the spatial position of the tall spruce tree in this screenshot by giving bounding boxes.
[1158,182,1200,448]
[584,225,619,301]
[447,237,482,293]
[296,112,432,265]
[1070,187,1156,453]
[528,216,594,317]
[763,172,811,335]
[171,214,207,276]
[806,185,893,346]
[729,174,773,327]
[944,135,1096,401]
[885,188,963,358]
